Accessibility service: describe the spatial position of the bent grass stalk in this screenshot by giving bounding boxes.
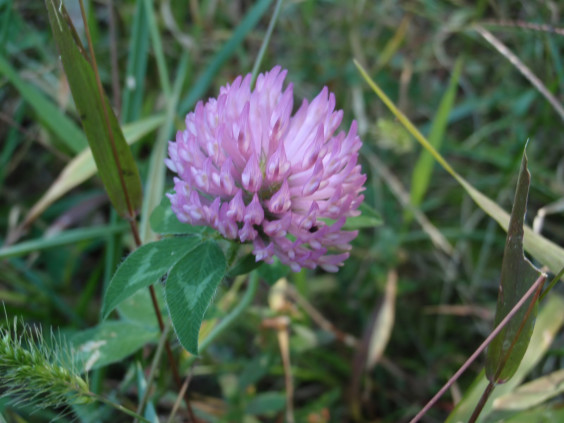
[467,273,546,423]
[408,273,546,423]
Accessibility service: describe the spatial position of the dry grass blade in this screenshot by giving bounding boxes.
[474,25,564,123]
[366,269,397,370]
[481,20,564,36]
[278,321,294,423]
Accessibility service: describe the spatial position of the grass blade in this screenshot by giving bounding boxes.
[139,52,189,243]
[179,0,273,114]
[408,58,463,218]
[0,224,128,259]
[121,0,150,123]
[19,116,164,229]
[0,54,87,154]
[355,60,564,276]
[250,0,284,85]
[142,0,171,97]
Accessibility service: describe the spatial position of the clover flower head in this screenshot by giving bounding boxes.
[165,66,366,272]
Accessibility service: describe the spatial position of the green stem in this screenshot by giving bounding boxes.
[468,380,496,423]
[250,0,285,87]
[89,392,151,423]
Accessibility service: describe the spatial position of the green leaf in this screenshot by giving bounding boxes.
[486,150,542,383]
[245,392,286,415]
[321,203,382,231]
[166,241,227,355]
[344,203,383,230]
[446,295,564,423]
[70,321,159,371]
[149,194,206,235]
[408,58,463,218]
[228,253,263,278]
[258,257,289,285]
[117,288,166,329]
[45,0,142,218]
[0,54,87,154]
[102,236,200,319]
[355,60,564,277]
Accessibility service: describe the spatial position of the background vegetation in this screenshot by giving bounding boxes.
[1,0,563,422]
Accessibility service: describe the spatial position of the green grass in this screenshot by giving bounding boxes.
[1,1,564,422]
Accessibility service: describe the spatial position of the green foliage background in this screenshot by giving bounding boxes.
[1,0,564,422]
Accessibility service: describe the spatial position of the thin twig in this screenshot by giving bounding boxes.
[167,374,191,423]
[480,20,564,36]
[136,322,172,420]
[467,274,545,423]
[467,381,495,423]
[408,273,546,423]
[491,276,546,383]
